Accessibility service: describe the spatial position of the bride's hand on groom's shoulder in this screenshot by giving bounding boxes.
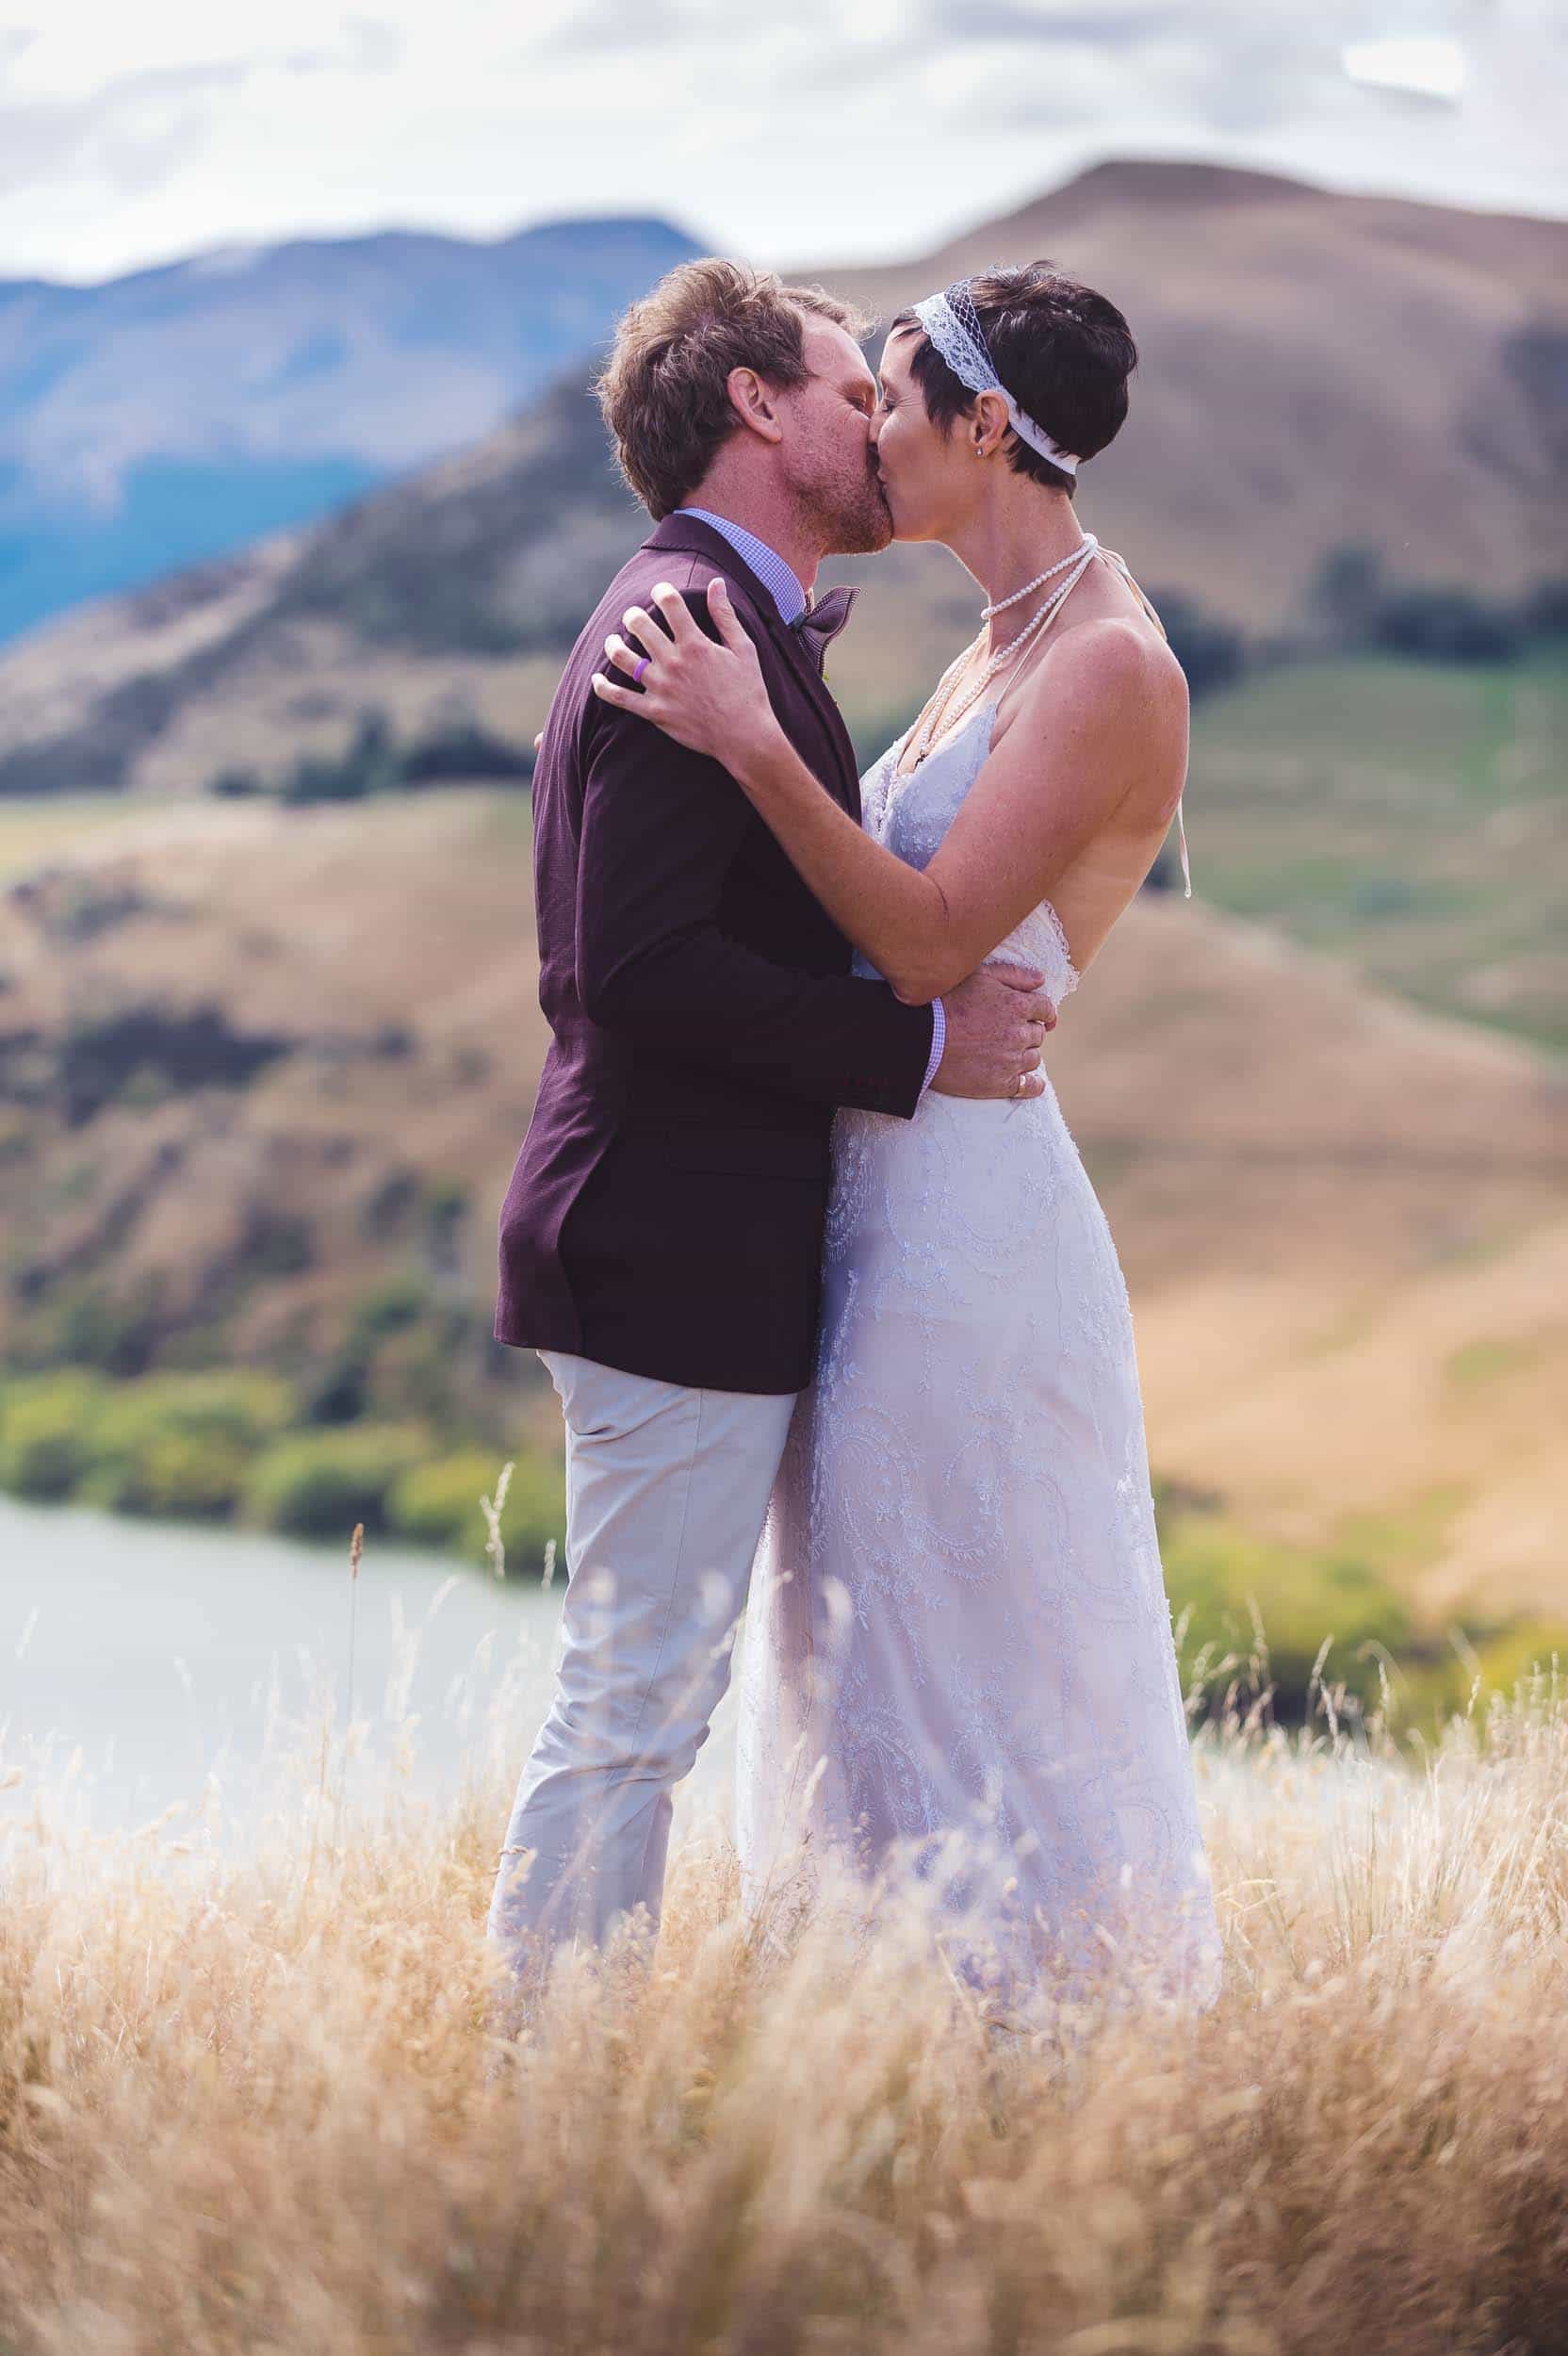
[591,577,783,781]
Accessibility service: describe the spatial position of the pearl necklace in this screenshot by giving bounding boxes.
[981,532,1099,618]
[905,532,1101,769]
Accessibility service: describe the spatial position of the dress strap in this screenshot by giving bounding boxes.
[1174,793,1192,898]
[1098,545,1165,638]
[1100,546,1193,898]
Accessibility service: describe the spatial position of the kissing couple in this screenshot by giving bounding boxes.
[486,254,1220,2024]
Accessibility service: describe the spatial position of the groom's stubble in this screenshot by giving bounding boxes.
[774,319,896,561]
[812,460,895,559]
[791,445,894,562]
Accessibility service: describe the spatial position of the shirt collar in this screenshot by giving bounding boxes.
[672,507,809,626]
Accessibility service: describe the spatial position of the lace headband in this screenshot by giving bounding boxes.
[911,280,1079,477]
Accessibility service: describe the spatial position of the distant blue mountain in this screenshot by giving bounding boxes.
[0,215,700,646]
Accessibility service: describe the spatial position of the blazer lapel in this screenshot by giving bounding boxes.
[643,516,863,819]
[760,602,863,817]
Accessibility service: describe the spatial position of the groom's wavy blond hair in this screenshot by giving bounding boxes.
[596,258,871,520]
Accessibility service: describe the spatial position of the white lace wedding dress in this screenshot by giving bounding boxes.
[733,698,1223,2016]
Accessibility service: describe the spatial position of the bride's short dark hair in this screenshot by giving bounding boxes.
[891,263,1137,496]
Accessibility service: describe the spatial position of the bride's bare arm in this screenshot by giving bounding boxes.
[593,575,1186,1004]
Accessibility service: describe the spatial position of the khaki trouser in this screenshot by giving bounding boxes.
[486,1349,797,1979]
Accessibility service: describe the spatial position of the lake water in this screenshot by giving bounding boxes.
[0,1494,742,1854]
[1,1492,1395,1889]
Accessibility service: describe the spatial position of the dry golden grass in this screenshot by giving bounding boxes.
[5,1643,1568,2355]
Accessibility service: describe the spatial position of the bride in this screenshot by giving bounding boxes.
[591,269,1222,2018]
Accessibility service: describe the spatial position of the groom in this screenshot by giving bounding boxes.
[487,258,1055,1988]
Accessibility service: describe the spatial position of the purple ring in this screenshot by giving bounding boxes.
[632,654,651,684]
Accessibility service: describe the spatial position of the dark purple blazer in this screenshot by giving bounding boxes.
[493,512,935,1393]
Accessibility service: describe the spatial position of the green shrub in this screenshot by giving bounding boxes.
[348,1273,430,1343]
[387,1448,565,1576]
[87,1425,246,1518]
[1373,587,1518,663]
[77,1370,296,1518]
[0,1368,109,1497]
[1402,1619,1568,1728]
[280,707,402,803]
[242,1422,431,1541]
[245,1213,314,1276]
[400,716,533,784]
[49,1273,166,1375]
[1469,1621,1567,1694]
[1164,1516,1413,1723]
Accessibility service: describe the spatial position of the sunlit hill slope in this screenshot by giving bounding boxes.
[1,785,1561,1613]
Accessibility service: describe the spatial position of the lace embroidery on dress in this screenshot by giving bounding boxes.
[733,698,1220,2019]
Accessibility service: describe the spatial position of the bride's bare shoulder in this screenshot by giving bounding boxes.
[989,614,1188,832]
[1002,612,1186,744]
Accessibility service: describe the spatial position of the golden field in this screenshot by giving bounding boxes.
[4,1647,1568,2354]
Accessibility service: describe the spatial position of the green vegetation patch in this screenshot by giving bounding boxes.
[0,1367,111,1498]
[1162,1498,1568,1739]
[0,1366,300,1516]
[208,704,535,805]
[1186,648,1567,1050]
[0,1360,567,1574]
[1164,1513,1413,1724]
[78,1370,297,1518]
[241,1422,434,1540]
[387,1448,564,1577]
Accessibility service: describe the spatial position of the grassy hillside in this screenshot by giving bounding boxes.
[808,157,1567,629]
[1185,648,1567,1049]
[1,782,1562,1622]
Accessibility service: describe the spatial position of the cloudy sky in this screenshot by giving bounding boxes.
[2,0,1562,286]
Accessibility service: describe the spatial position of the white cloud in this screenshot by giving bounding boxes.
[1342,36,1467,103]
[0,0,1561,286]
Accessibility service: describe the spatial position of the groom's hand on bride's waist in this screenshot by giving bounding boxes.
[929,964,1055,1102]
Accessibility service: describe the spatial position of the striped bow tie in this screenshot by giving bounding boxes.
[792,582,859,673]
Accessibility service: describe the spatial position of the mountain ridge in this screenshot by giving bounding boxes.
[0,158,1560,823]
[807,155,1568,289]
[0,208,705,300]
[0,212,701,645]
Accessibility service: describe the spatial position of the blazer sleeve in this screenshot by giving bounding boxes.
[573,594,934,1120]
